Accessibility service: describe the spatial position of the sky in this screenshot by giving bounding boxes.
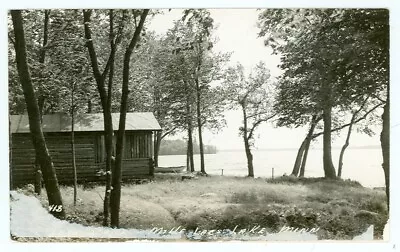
[148,9,382,150]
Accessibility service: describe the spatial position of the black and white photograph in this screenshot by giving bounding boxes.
[3,1,399,248]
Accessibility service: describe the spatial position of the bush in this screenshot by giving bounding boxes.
[212,206,283,233]
[285,210,318,229]
[319,215,363,239]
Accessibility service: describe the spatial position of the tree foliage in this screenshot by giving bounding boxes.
[258,9,389,179]
[223,62,275,177]
[144,12,230,170]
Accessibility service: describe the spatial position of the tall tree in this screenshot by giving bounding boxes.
[339,9,389,209]
[10,10,65,219]
[9,10,55,194]
[137,33,180,168]
[289,114,322,177]
[259,9,340,178]
[111,9,150,228]
[185,80,196,172]
[258,9,388,181]
[152,23,198,172]
[84,9,150,227]
[223,62,275,177]
[151,15,229,172]
[299,115,321,177]
[381,93,389,209]
[34,10,50,194]
[83,9,124,226]
[181,9,214,174]
[336,96,380,178]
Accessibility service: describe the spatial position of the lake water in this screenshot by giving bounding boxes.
[158,148,385,188]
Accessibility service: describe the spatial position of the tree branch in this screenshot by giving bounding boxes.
[248,113,277,140]
[312,102,383,139]
[39,10,50,64]
[83,9,108,110]
[371,92,386,103]
[247,111,272,119]
[125,10,149,59]
[161,126,178,139]
[83,10,102,84]
[115,10,127,45]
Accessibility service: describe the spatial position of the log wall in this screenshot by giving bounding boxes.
[10,131,153,188]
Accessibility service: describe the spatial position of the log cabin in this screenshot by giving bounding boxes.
[10,112,161,188]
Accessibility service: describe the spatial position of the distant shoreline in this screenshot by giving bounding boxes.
[158,145,381,155]
[217,145,381,152]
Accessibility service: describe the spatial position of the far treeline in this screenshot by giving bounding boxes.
[159,139,217,156]
[9,9,389,227]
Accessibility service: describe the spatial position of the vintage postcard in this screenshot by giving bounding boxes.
[3,0,399,250]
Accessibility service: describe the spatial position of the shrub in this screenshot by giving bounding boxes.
[285,210,318,229]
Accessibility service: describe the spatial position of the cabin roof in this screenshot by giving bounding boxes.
[10,112,162,133]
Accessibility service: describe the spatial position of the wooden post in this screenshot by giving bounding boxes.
[272,167,274,180]
[221,169,224,176]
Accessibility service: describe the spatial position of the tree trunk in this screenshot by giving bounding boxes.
[153,130,162,168]
[186,86,195,173]
[11,10,65,219]
[195,80,206,174]
[103,113,114,226]
[34,162,42,194]
[337,114,356,178]
[291,140,306,176]
[241,103,254,177]
[83,9,119,226]
[244,137,254,177]
[186,140,190,172]
[36,10,50,116]
[380,100,389,211]
[299,115,319,177]
[34,10,50,195]
[111,9,149,228]
[71,85,78,206]
[194,52,206,174]
[299,137,312,178]
[187,121,195,173]
[38,96,45,117]
[322,105,337,179]
[103,11,117,225]
[39,10,50,64]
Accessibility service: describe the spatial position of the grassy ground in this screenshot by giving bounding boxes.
[19,174,388,240]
